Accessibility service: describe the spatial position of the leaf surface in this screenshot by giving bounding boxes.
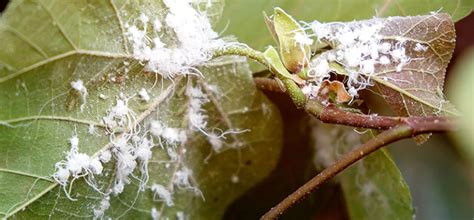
[0,0,283,219]
[373,14,457,118]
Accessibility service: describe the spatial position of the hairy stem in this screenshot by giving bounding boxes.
[213,46,268,67]
[214,46,306,108]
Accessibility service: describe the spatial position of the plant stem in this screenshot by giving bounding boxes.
[214,46,306,108]
[213,46,268,67]
[261,118,455,219]
[305,99,455,131]
[253,77,285,93]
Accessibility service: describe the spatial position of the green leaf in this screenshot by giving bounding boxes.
[218,0,473,72]
[449,48,474,165]
[272,7,311,73]
[0,0,283,219]
[263,46,306,107]
[262,46,298,81]
[312,122,414,220]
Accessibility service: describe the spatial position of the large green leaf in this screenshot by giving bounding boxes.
[0,0,283,219]
[311,122,414,220]
[218,0,473,72]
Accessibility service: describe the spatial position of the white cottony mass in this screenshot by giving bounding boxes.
[125,0,224,78]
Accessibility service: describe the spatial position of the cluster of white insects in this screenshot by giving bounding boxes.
[57,0,225,219]
[298,17,421,100]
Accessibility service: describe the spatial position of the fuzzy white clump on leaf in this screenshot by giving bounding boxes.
[53,135,104,200]
[173,166,202,199]
[112,137,137,194]
[125,0,224,78]
[176,211,185,220]
[102,96,137,132]
[138,88,151,102]
[414,42,428,52]
[208,135,223,152]
[151,183,174,206]
[99,149,112,163]
[304,17,413,99]
[136,137,155,189]
[187,86,209,133]
[93,196,110,218]
[150,120,187,145]
[294,32,314,46]
[71,79,88,112]
[151,207,160,220]
[231,174,239,183]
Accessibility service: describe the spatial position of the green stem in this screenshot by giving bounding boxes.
[213,46,306,108]
[213,46,268,67]
[281,78,305,108]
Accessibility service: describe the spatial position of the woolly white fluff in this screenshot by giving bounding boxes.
[99,150,112,163]
[151,183,174,206]
[93,196,110,218]
[208,135,223,152]
[71,79,87,112]
[414,42,428,52]
[174,167,193,188]
[187,86,209,133]
[112,137,137,194]
[52,1,223,215]
[294,32,314,45]
[150,121,187,145]
[125,0,224,78]
[305,17,411,99]
[138,88,150,102]
[231,174,239,184]
[176,211,185,220]
[53,135,104,201]
[151,207,160,220]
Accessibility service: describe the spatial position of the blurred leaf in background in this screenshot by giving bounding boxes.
[389,136,474,220]
[449,48,474,165]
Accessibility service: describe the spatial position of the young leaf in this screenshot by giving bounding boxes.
[312,122,414,220]
[0,1,283,219]
[263,46,306,107]
[263,46,304,85]
[272,7,312,73]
